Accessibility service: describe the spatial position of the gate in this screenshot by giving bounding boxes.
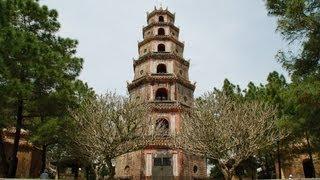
[152,156,173,180]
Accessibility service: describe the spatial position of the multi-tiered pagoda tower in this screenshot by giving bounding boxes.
[115,7,206,179]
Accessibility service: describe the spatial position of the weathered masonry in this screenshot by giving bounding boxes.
[115,7,207,180]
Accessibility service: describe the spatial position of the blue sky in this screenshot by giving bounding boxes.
[41,0,288,96]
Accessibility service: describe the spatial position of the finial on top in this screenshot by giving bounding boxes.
[155,0,166,10]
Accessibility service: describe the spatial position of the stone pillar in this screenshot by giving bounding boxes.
[173,153,179,177]
[145,153,152,176]
[171,115,176,134]
[171,84,175,100]
[150,86,154,100]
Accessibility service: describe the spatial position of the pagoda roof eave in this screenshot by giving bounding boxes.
[133,52,190,67]
[127,75,196,91]
[138,35,184,48]
[143,22,180,33]
[147,9,175,22]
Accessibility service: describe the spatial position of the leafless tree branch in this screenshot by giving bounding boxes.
[69,92,152,179]
[176,92,287,179]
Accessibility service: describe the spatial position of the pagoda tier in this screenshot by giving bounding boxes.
[143,22,180,38]
[127,74,195,92]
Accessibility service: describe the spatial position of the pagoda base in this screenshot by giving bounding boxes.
[115,149,207,180]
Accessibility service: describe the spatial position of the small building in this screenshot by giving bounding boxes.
[1,128,42,178]
[276,139,320,179]
[279,153,320,178]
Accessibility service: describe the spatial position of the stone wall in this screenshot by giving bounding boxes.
[277,152,320,178]
[181,152,207,179]
[115,151,143,180]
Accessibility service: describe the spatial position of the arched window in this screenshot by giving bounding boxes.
[158,28,165,35]
[157,64,167,73]
[193,165,198,173]
[303,159,315,178]
[159,16,164,22]
[157,44,165,52]
[124,165,130,174]
[155,88,168,100]
[156,118,169,135]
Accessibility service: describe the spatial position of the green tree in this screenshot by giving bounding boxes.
[215,79,243,101]
[279,79,319,177]
[243,82,265,101]
[244,71,289,178]
[28,80,94,173]
[264,71,288,119]
[0,0,84,176]
[266,0,320,79]
[266,0,320,177]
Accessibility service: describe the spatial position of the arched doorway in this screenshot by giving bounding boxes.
[157,64,167,73]
[155,88,168,101]
[157,44,165,52]
[303,159,315,178]
[158,28,165,35]
[158,16,164,22]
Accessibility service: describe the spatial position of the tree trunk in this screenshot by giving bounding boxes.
[276,139,282,179]
[106,159,115,180]
[305,130,316,177]
[85,166,90,180]
[40,115,47,173]
[74,164,79,179]
[0,130,8,176]
[57,163,60,179]
[221,169,233,180]
[85,165,96,180]
[7,99,23,178]
[218,161,234,180]
[264,153,273,178]
[41,144,47,173]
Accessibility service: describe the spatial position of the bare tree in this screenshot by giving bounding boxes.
[69,92,151,179]
[177,92,285,180]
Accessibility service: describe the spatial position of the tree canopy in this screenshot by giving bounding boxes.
[0,0,90,177]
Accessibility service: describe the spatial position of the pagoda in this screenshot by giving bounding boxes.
[115,7,207,179]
